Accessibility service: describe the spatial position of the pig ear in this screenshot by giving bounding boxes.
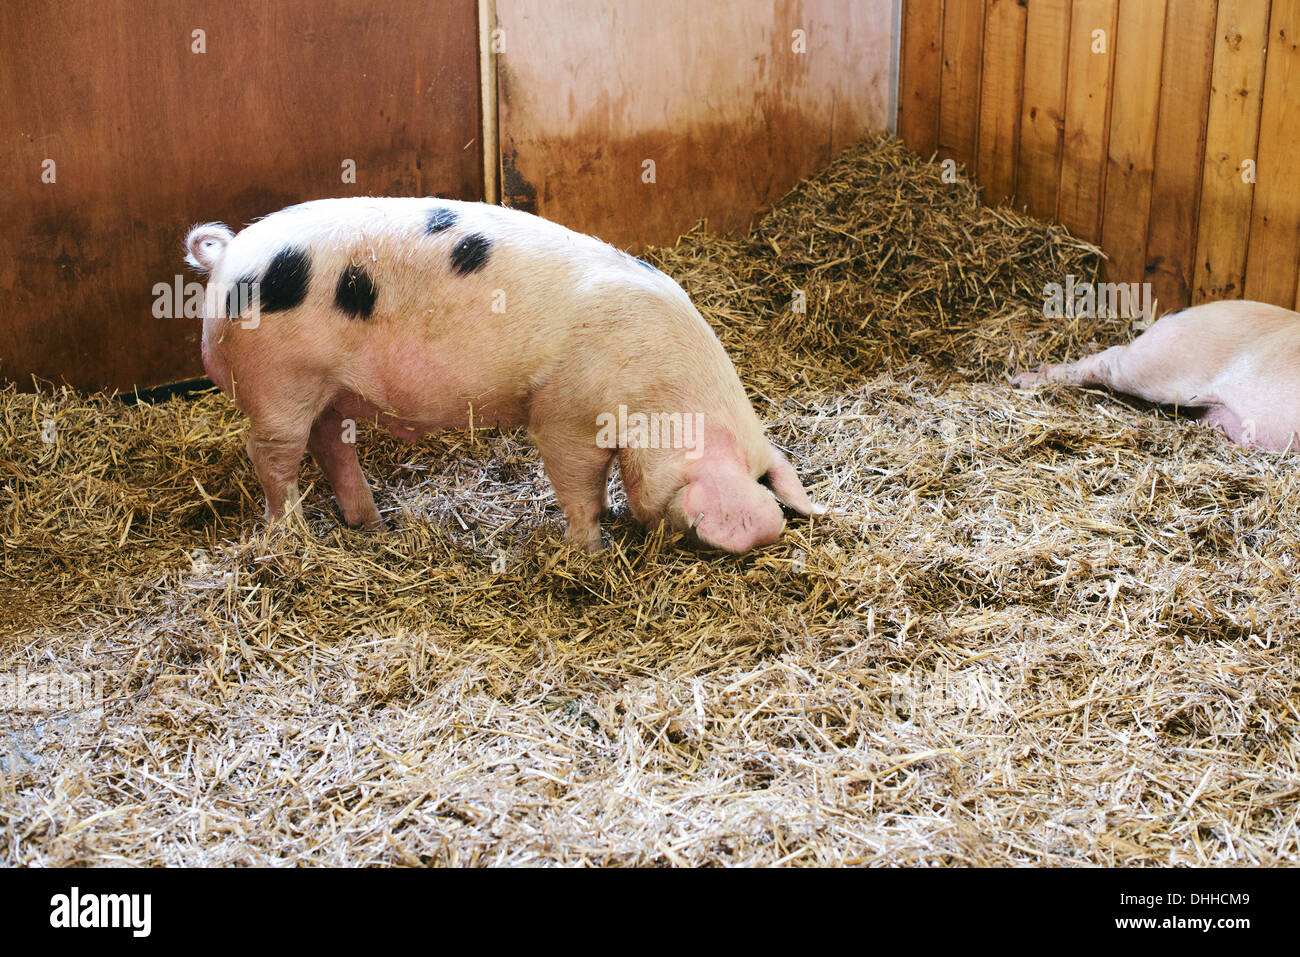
[764,443,825,516]
[668,470,785,554]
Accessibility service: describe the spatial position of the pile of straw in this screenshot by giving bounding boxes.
[2,137,1297,865]
[650,136,1113,382]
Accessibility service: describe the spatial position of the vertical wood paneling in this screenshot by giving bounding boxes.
[898,0,945,156]
[1016,0,1072,221]
[976,0,1029,204]
[938,0,985,168]
[1194,0,1270,303]
[0,0,482,393]
[1245,0,1300,306]
[1145,0,1218,311]
[900,0,1300,313]
[1098,0,1167,286]
[1057,0,1118,242]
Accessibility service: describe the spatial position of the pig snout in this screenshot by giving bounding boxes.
[669,471,787,554]
[662,442,828,554]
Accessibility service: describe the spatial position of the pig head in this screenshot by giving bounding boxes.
[620,422,823,554]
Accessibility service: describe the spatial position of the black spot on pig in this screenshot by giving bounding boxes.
[450,234,492,274]
[334,264,378,319]
[226,273,258,320]
[425,207,458,234]
[258,247,312,312]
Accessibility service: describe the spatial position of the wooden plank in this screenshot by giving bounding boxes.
[1016,0,1072,220]
[937,0,985,169]
[1057,0,1119,242]
[1245,0,1300,307]
[0,0,482,392]
[496,0,894,249]
[976,0,1029,204]
[898,0,945,156]
[1145,0,1218,312]
[479,0,501,206]
[1193,0,1269,303]
[1098,0,1167,287]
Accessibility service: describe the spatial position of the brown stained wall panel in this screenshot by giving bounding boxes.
[495,0,893,249]
[0,0,482,392]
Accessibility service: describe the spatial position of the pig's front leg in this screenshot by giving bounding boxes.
[1011,345,1129,390]
[308,405,385,530]
[1012,318,1220,408]
[532,428,616,553]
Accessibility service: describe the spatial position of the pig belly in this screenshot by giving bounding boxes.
[323,329,539,440]
[1202,398,1300,452]
[1207,335,1300,451]
[330,389,529,441]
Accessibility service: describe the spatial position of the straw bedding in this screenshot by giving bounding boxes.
[2,137,1297,866]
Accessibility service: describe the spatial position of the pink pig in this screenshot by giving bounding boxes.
[185,198,822,553]
[1012,299,1300,452]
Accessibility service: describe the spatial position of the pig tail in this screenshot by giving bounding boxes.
[184,223,234,272]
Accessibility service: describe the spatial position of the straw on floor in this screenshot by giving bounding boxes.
[2,136,1297,865]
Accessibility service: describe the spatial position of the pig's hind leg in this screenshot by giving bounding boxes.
[1011,345,1129,390]
[308,405,385,530]
[239,376,331,527]
[246,423,312,526]
[1012,322,1218,410]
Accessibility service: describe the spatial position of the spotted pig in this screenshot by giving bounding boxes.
[185,198,822,553]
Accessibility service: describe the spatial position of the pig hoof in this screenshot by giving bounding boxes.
[262,518,306,539]
[341,518,385,531]
[1010,370,1045,389]
[565,527,604,553]
[342,508,386,531]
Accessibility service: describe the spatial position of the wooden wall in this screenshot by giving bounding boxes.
[494,0,894,249]
[0,0,482,393]
[898,0,1300,314]
[2,0,895,391]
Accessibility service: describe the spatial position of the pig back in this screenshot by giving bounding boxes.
[203,198,757,437]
